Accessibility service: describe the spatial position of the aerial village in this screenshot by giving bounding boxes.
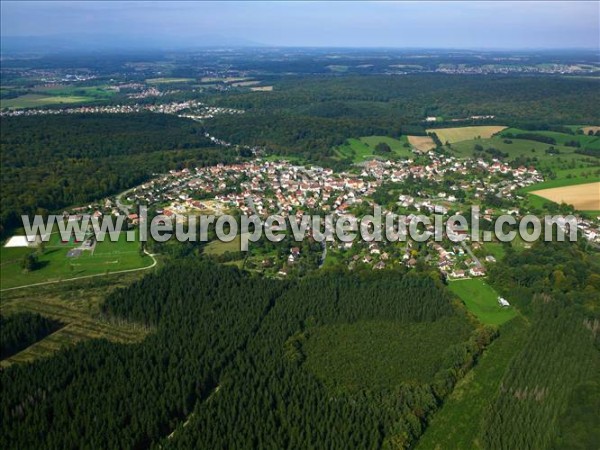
[64,146,600,278]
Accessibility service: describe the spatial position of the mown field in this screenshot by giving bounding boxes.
[449,278,517,326]
[428,125,507,144]
[408,135,436,152]
[530,182,600,211]
[0,231,153,290]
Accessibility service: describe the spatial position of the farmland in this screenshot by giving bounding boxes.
[428,125,507,143]
[1,93,91,109]
[500,127,600,149]
[530,182,600,211]
[407,135,436,152]
[449,278,517,326]
[145,77,195,84]
[0,84,117,109]
[449,136,598,171]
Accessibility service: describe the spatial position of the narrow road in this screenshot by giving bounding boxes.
[0,250,157,293]
[115,187,136,215]
[461,241,483,268]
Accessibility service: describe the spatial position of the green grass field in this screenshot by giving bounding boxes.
[481,242,507,261]
[335,135,413,162]
[304,316,473,391]
[500,128,600,150]
[449,278,517,326]
[1,231,153,290]
[416,316,529,450]
[203,235,244,255]
[449,136,598,172]
[34,84,116,99]
[1,93,91,109]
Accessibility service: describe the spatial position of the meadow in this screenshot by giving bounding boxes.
[449,136,598,172]
[449,278,517,326]
[1,93,90,109]
[0,84,117,109]
[0,231,153,290]
[500,127,600,149]
[335,135,413,162]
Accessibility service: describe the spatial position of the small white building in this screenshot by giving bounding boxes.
[498,297,510,307]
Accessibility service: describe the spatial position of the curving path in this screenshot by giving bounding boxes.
[0,250,157,293]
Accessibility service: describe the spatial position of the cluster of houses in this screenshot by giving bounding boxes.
[0,99,241,118]
[63,146,599,275]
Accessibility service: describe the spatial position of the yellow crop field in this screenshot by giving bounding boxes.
[250,86,274,92]
[530,182,600,211]
[408,135,436,152]
[581,126,600,134]
[427,126,507,144]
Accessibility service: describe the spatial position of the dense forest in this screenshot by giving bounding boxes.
[204,75,600,157]
[0,113,238,236]
[481,241,600,449]
[0,262,495,449]
[0,313,62,359]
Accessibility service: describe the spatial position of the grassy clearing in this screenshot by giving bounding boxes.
[1,231,152,290]
[335,136,412,162]
[304,316,473,391]
[0,273,152,367]
[482,242,507,261]
[428,126,507,144]
[203,235,243,255]
[449,278,517,326]
[416,316,529,450]
[1,94,91,109]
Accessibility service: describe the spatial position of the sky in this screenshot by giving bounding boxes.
[1,1,599,50]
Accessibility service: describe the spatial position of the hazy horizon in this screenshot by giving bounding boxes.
[1,1,599,52]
